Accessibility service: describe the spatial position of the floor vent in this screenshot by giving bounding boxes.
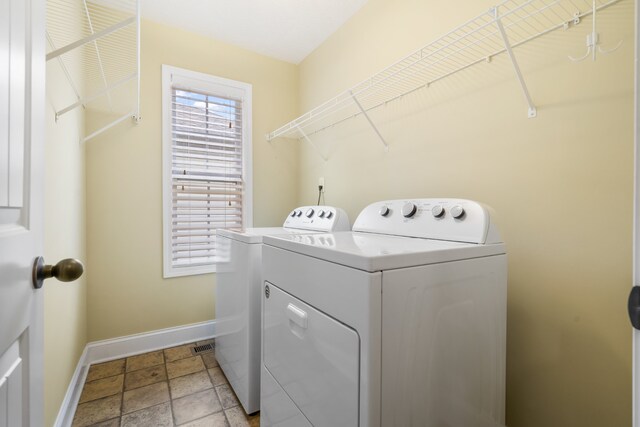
[191,343,214,355]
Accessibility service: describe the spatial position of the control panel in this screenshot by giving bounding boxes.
[282,205,350,232]
[286,233,337,248]
[352,199,501,244]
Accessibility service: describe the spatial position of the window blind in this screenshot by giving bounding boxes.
[170,87,244,270]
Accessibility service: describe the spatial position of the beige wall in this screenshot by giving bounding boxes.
[297,0,634,426]
[85,20,299,341]
[44,58,88,425]
[44,2,635,424]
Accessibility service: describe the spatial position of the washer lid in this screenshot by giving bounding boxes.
[217,227,329,244]
[216,205,351,244]
[263,231,506,272]
[217,227,288,244]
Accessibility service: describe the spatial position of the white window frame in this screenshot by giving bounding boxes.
[162,65,253,278]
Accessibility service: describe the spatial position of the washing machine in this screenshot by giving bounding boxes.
[214,206,350,414]
[260,198,507,426]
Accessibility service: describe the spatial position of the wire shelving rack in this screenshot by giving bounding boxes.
[266,0,625,154]
[47,0,140,142]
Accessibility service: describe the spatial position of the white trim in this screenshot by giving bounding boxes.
[634,0,639,425]
[53,320,217,427]
[161,64,253,279]
[85,320,216,364]
[52,347,88,427]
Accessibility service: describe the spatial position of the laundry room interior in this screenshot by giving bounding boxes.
[29,0,636,425]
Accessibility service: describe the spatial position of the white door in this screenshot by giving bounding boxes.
[0,0,45,425]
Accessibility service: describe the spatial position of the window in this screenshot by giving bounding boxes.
[162,65,252,278]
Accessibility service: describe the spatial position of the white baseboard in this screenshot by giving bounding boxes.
[85,320,216,365]
[53,347,89,427]
[53,320,216,427]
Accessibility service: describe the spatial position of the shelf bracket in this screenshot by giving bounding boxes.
[83,0,114,113]
[491,7,537,118]
[349,91,390,151]
[296,125,328,162]
[82,111,136,143]
[45,32,82,122]
[55,73,137,120]
[46,16,136,61]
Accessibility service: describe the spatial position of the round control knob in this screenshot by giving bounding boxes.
[296,210,302,217]
[290,210,297,217]
[401,202,417,218]
[325,211,333,219]
[451,205,465,219]
[431,205,445,218]
[317,209,325,218]
[305,208,315,218]
[379,206,390,217]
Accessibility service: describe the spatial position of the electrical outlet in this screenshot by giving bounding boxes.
[319,177,325,188]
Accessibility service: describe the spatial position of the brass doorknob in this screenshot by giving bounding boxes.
[32,256,84,289]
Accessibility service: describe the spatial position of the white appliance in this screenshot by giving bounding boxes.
[215,206,350,414]
[260,198,507,427]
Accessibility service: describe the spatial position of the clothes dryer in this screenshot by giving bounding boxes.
[261,199,506,426]
[215,206,350,414]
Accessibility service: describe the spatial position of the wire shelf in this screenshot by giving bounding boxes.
[46,0,140,142]
[267,0,624,145]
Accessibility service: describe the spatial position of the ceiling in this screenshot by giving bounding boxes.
[140,0,369,64]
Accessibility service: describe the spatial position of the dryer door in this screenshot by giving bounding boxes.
[263,282,360,426]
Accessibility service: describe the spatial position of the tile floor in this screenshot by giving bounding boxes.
[71,340,260,427]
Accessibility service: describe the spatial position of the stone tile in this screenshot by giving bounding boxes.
[166,355,205,379]
[124,364,167,391]
[164,343,196,362]
[201,352,219,368]
[215,384,240,409]
[79,374,124,404]
[169,370,213,399]
[86,359,125,382]
[72,394,121,427]
[225,406,259,427]
[180,412,229,427]
[121,402,173,427]
[88,418,120,427]
[247,414,260,427]
[126,350,164,372]
[208,367,228,386]
[196,338,215,346]
[172,389,223,425]
[122,381,170,414]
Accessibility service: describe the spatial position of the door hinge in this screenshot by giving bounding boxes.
[628,286,640,330]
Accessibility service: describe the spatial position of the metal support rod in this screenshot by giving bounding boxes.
[350,91,389,151]
[592,0,598,60]
[46,16,136,61]
[46,32,82,111]
[82,111,135,143]
[83,0,113,112]
[135,0,141,122]
[492,7,537,118]
[56,73,137,119]
[296,125,327,162]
